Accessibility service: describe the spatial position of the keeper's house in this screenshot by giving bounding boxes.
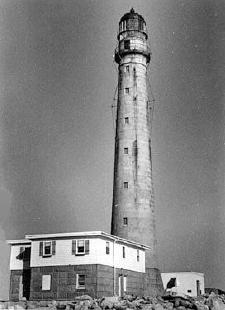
[8,231,149,301]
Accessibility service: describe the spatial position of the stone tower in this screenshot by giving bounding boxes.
[111,9,163,296]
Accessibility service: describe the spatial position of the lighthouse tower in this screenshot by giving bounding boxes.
[111,9,163,295]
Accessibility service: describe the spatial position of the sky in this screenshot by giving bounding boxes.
[0,0,224,299]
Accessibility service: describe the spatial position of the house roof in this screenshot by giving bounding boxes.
[25,230,150,250]
[161,271,204,277]
[7,239,31,245]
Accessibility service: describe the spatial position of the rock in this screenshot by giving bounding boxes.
[153,303,164,310]
[163,302,173,310]
[100,300,114,310]
[142,304,153,310]
[113,300,127,310]
[211,299,225,310]
[75,296,93,302]
[27,301,40,309]
[56,305,67,310]
[176,306,186,310]
[124,296,137,302]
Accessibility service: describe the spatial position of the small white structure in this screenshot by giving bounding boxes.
[161,272,205,297]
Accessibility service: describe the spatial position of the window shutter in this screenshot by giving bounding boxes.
[39,242,43,256]
[85,240,89,254]
[52,240,56,255]
[72,240,76,255]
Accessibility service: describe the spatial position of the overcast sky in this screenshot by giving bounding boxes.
[0,0,224,299]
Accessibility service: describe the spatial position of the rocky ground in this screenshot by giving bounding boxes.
[1,293,225,310]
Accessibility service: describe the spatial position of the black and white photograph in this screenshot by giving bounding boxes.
[0,0,224,308]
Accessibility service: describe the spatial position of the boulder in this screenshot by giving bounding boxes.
[211,299,225,310]
[75,296,93,302]
[153,303,164,310]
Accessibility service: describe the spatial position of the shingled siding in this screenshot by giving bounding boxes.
[9,270,23,301]
[29,264,145,300]
[30,265,97,300]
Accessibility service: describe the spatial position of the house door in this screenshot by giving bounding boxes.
[118,275,123,297]
[196,280,200,296]
[19,276,23,300]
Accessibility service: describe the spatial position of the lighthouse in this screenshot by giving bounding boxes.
[111,9,163,295]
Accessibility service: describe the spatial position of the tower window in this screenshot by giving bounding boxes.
[124,40,130,50]
[124,148,128,154]
[124,117,129,124]
[124,182,128,189]
[125,88,129,94]
[122,246,125,258]
[125,65,129,73]
[123,217,128,225]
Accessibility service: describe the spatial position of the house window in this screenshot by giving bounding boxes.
[125,65,129,73]
[123,276,127,292]
[124,117,129,124]
[137,249,140,262]
[122,246,125,258]
[39,240,56,257]
[106,241,110,254]
[76,274,85,289]
[72,239,90,255]
[43,241,52,256]
[123,217,128,225]
[124,40,130,49]
[124,182,128,189]
[124,148,128,154]
[42,275,51,291]
[77,240,85,254]
[125,88,129,94]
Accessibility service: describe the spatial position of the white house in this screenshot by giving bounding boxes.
[8,231,149,300]
[161,272,205,297]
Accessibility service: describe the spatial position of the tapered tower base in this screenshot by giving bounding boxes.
[144,268,164,296]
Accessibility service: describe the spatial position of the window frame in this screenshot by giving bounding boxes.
[124,40,130,50]
[124,182,128,189]
[122,246,125,258]
[124,117,129,124]
[137,249,140,262]
[124,148,128,155]
[76,274,85,289]
[125,87,129,94]
[43,241,52,257]
[106,241,110,255]
[123,217,128,225]
[42,274,51,291]
[76,240,85,255]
